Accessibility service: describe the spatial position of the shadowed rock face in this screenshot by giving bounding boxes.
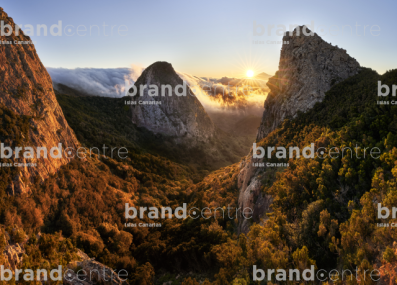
[0,7,79,194]
[129,61,215,144]
[257,26,361,140]
[237,26,361,234]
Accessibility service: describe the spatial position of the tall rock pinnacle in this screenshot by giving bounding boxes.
[129,61,215,144]
[237,26,361,234]
[257,26,361,139]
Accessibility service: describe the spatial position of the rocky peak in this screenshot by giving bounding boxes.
[257,25,361,139]
[129,61,214,143]
[237,26,361,234]
[0,7,79,194]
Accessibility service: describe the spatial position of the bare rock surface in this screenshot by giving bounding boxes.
[129,62,215,144]
[64,250,128,285]
[237,26,361,234]
[2,235,26,271]
[0,7,79,194]
[257,26,360,139]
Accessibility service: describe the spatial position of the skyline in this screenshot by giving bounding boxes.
[2,0,397,78]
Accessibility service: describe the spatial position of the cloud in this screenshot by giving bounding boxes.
[47,65,268,116]
[47,65,144,97]
[177,71,268,116]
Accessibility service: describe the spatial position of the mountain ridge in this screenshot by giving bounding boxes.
[0,7,79,195]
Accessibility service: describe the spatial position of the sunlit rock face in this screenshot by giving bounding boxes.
[0,7,79,194]
[257,26,361,139]
[129,61,215,144]
[237,26,361,234]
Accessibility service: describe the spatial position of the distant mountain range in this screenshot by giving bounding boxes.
[254,72,272,81]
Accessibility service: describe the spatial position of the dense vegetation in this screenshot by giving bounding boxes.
[1,68,397,284]
[0,105,31,195]
[208,68,397,284]
[56,91,252,174]
[0,89,246,284]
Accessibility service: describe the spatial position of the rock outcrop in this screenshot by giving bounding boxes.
[129,62,215,144]
[1,231,127,285]
[257,26,361,139]
[65,250,128,285]
[237,26,361,234]
[0,7,79,194]
[237,155,273,234]
[3,242,25,271]
[1,229,28,271]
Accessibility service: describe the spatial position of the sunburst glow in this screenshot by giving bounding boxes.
[246,70,254,77]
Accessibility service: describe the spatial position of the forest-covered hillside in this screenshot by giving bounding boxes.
[1,68,397,285]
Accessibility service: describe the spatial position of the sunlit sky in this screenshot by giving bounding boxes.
[2,0,397,78]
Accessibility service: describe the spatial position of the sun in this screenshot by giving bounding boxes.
[246,70,254,78]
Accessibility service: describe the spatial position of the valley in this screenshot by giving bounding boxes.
[1,5,397,285]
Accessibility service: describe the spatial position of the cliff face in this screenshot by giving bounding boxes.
[129,62,215,144]
[237,26,361,234]
[257,26,361,139]
[0,7,79,194]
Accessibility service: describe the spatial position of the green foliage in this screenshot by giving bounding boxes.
[383,247,396,263]
[2,68,397,284]
[9,227,26,243]
[0,228,6,265]
[130,262,155,285]
[0,105,31,216]
[55,90,252,174]
[210,69,397,283]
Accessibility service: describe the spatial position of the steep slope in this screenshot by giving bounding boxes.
[129,62,215,144]
[257,26,361,139]
[238,26,361,234]
[227,68,397,270]
[0,7,79,194]
[55,87,252,172]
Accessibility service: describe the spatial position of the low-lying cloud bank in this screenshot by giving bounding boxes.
[47,65,144,97]
[47,66,268,116]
